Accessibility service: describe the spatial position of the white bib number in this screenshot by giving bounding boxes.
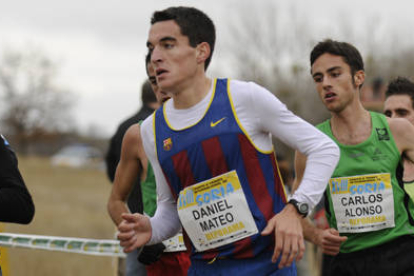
[329,173,395,233]
[177,170,258,251]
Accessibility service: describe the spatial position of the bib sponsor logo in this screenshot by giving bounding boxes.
[372,147,389,161]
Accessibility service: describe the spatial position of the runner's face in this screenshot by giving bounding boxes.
[147,63,170,103]
[147,20,198,93]
[311,53,360,113]
[384,95,414,125]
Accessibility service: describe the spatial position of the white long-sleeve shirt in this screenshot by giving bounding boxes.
[141,79,339,244]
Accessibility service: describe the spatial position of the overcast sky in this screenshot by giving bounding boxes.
[0,0,413,138]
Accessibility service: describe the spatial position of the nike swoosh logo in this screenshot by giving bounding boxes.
[210,117,226,128]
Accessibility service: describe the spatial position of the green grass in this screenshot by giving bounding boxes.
[4,156,118,276]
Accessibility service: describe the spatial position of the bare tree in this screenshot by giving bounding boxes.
[220,2,329,159]
[220,1,414,159]
[0,48,76,154]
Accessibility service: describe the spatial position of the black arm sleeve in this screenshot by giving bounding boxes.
[0,136,35,224]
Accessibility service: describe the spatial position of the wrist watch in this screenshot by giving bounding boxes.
[288,199,309,217]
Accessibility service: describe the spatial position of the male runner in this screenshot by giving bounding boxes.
[107,56,190,276]
[294,39,414,275]
[117,7,340,275]
[106,79,158,276]
[384,77,414,201]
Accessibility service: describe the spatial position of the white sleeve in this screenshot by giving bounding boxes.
[141,115,181,244]
[240,82,340,211]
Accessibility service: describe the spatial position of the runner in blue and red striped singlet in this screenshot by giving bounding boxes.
[117,6,340,276]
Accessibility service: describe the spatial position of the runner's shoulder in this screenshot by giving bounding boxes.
[387,117,414,136]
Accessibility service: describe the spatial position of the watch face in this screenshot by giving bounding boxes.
[299,203,309,214]
[289,199,309,216]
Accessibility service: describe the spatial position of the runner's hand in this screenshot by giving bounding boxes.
[117,213,152,253]
[261,204,305,269]
[316,228,347,256]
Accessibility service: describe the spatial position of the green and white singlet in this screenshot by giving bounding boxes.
[318,112,414,253]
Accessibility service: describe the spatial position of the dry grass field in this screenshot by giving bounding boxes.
[1,156,323,276]
[4,156,118,276]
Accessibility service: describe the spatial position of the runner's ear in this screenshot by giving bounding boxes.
[196,42,210,66]
[354,70,365,88]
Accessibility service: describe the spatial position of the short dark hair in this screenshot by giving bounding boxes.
[310,39,364,81]
[385,77,414,109]
[141,80,157,105]
[151,6,216,70]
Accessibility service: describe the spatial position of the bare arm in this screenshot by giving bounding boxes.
[388,117,414,162]
[291,151,318,244]
[291,151,306,197]
[107,124,146,225]
[108,124,154,252]
[292,150,346,255]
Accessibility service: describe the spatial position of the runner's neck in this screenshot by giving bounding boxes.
[172,77,212,109]
[330,107,371,145]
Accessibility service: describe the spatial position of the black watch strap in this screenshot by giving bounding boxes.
[288,199,309,217]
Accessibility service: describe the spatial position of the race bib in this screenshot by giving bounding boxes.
[329,173,395,233]
[177,170,258,252]
[163,232,187,252]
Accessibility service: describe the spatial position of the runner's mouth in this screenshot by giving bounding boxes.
[325,92,336,99]
[156,69,168,76]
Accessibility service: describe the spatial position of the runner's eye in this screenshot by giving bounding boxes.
[313,76,322,83]
[331,71,341,78]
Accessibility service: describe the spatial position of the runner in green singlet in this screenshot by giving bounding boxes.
[108,55,190,276]
[293,39,414,275]
[139,131,157,217]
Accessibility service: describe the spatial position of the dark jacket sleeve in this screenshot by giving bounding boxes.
[105,110,149,183]
[105,107,154,213]
[105,134,120,182]
[0,135,35,224]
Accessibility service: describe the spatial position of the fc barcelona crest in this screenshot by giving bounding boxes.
[163,137,172,151]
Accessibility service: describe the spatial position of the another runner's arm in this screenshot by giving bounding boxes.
[141,115,182,244]
[388,117,414,163]
[291,151,318,242]
[292,150,346,255]
[107,124,144,225]
[250,83,340,210]
[0,135,34,224]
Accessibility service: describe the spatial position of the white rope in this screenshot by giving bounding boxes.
[0,232,186,256]
[0,233,126,257]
